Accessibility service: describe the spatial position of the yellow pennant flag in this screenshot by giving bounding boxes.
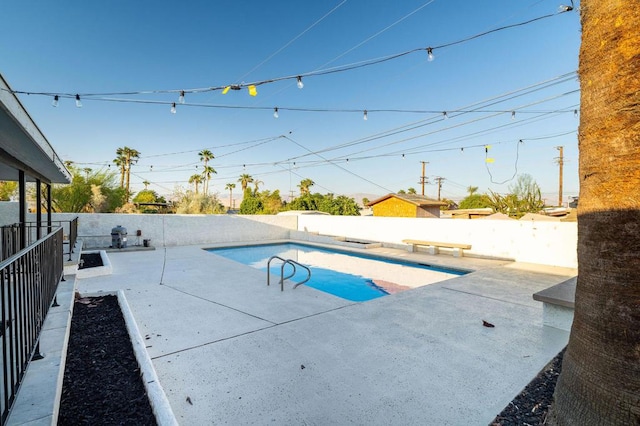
[222,86,230,95]
[248,85,257,96]
[485,158,495,163]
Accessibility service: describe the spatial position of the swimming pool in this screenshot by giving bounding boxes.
[206,243,466,302]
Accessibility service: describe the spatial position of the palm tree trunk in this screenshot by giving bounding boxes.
[548,2,640,424]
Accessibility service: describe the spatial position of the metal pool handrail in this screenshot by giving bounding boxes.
[267,256,311,291]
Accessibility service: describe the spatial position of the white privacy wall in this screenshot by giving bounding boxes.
[31,213,297,248]
[297,215,578,269]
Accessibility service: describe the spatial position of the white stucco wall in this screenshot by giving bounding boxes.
[0,199,577,268]
[296,215,578,269]
[30,213,297,249]
[0,202,19,227]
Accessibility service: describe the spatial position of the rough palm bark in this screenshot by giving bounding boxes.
[548,1,640,424]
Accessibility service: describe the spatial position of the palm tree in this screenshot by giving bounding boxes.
[225,183,236,210]
[467,186,478,196]
[189,174,203,194]
[143,180,150,190]
[198,149,215,195]
[113,156,125,188]
[298,178,314,195]
[238,174,254,192]
[201,165,217,196]
[548,3,640,424]
[253,179,264,193]
[115,146,140,202]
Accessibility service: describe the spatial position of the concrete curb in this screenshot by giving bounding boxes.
[81,291,177,426]
[76,250,113,279]
[116,290,178,426]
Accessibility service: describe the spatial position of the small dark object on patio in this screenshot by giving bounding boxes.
[482,320,495,328]
[78,252,103,270]
[58,295,157,425]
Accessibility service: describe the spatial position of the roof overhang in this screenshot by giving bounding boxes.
[0,74,71,184]
[367,193,446,207]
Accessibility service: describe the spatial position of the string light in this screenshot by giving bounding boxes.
[179,90,185,104]
[443,111,448,119]
[8,8,574,106]
[52,95,59,107]
[273,107,279,119]
[75,94,82,108]
[170,103,176,114]
[511,111,516,120]
[574,109,578,118]
[296,76,304,89]
[363,110,368,121]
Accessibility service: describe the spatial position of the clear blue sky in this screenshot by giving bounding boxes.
[2,0,581,204]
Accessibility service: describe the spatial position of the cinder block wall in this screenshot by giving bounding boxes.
[297,215,578,269]
[28,213,297,249]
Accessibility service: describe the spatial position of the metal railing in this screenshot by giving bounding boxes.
[1,217,77,262]
[0,227,64,424]
[267,256,311,291]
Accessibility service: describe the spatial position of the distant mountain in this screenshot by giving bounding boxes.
[348,193,384,206]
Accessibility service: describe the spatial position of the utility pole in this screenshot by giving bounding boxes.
[419,161,429,196]
[555,146,564,207]
[434,177,445,200]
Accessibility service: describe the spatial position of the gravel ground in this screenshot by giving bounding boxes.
[491,348,566,425]
[58,295,157,425]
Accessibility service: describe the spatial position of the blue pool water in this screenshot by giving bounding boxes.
[207,243,466,302]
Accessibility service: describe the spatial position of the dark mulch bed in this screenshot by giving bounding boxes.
[79,252,103,269]
[58,295,157,425]
[491,348,566,425]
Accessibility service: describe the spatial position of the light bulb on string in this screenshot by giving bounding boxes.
[296,76,304,89]
[427,47,434,62]
[171,103,177,114]
[443,111,448,120]
[574,109,578,118]
[273,107,279,119]
[179,91,185,104]
[402,154,405,159]
[511,111,516,120]
[52,95,59,107]
[363,110,368,121]
[75,94,82,108]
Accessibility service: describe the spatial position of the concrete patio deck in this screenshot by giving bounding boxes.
[70,242,574,425]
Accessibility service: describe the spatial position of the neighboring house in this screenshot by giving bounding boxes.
[366,193,446,218]
[441,208,494,220]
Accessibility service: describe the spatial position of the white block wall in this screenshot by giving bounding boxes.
[0,199,578,268]
[31,213,297,249]
[296,215,578,269]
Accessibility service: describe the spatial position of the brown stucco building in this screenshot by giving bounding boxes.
[366,193,446,218]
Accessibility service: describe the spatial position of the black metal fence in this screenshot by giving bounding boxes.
[0,227,64,424]
[1,217,77,262]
